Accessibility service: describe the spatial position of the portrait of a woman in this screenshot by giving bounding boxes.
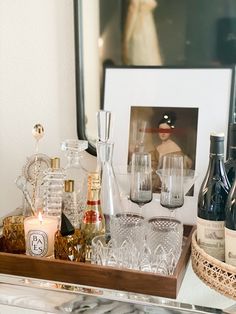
[150,111,193,192]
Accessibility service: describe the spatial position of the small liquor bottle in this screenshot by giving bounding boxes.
[225,178,236,266]
[197,133,230,261]
[54,180,86,262]
[61,139,88,215]
[81,172,105,262]
[63,179,79,228]
[225,123,236,185]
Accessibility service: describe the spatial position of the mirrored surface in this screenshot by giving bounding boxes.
[74,0,236,155]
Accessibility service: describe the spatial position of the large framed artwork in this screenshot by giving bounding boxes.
[102,66,234,202]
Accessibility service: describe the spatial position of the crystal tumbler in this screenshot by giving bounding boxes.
[91,234,117,267]
[143,217,183,275]
[110,213,146,269]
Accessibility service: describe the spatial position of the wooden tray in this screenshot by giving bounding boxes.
[0,225,195,299]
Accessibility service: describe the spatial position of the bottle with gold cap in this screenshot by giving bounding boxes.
[63,179,79,228]
[43,157,65,226]
[61,139,88,220]
[81,172,105,262]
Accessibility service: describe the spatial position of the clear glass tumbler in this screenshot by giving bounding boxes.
[110,213,146,269]
[143,216,183,275]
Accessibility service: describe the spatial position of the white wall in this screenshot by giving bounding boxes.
[0,0,95,216]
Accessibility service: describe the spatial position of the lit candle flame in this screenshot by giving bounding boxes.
[38,212,43,224]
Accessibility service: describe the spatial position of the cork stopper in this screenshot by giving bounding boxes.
[50,157,60,169]
[64,180,74,193]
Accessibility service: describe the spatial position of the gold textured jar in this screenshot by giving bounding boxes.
[54,228,86,262]
[2,215,26,254]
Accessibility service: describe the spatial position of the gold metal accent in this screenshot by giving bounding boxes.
[51,157,60,169]
[32,124,44,140]
[64,180,74,193]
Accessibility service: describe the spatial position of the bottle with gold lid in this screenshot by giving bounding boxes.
[43,157,65,226]
[81,172,105,262]
[63,179,80,228]
[54,179,86,262]
[61,139,88,218]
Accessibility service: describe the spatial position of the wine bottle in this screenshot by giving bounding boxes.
[225,123,236,185]
[225,178,236,266]
[197,133,230,261]
[81,172,105,262]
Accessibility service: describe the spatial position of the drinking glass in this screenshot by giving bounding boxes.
[110,213,146,269]
[160,154,184,214]
[141,216,183,275]
[91,234,117,267]
[130,152,152,209]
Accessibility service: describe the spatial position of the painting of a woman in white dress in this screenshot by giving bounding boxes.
[122,0,163,65]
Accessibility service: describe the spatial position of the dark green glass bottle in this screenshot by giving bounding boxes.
[197,133,230,261]
[225,177,236,266]
[225,123,236,185]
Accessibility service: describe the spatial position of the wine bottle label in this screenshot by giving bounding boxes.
[225,227,236,266]
[197,217,225,261]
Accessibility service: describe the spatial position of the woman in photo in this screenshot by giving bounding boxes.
[122,0,163,65]
[151,112,192,192]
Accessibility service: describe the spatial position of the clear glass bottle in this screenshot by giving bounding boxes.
[43,157,65,226]
[61,139,88,220]
[63,179,79,228]
[225,123,236,185]
[197,133,230,261]
[81,172,105,262]
[97,141,122,238]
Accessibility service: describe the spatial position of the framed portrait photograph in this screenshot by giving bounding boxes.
[128,106,198,194]
[103,66,234,201]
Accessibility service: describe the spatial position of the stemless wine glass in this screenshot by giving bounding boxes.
[160,154,184,214]
[130,152,152,210]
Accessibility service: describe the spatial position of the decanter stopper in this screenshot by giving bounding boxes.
[96,110,111,142]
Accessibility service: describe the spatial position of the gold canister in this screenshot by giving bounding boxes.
[2,215,26,254]
[54,228,86,262]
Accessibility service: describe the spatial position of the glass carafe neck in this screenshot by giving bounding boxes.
[97,141,114,164]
